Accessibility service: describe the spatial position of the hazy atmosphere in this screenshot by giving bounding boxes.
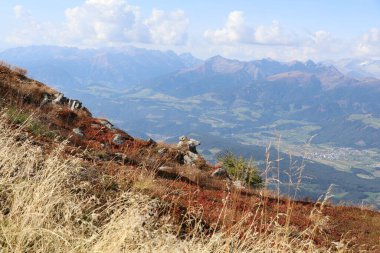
[1,1,380,252]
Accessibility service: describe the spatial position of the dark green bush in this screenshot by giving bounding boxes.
[217,151,263,188]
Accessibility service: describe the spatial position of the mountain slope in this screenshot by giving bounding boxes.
[1,62,380,251]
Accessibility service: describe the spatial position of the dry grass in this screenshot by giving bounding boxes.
[0,114,353,252]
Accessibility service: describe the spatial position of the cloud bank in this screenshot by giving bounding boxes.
[7,0,189,47]
[204,11,292,46]
[4,3,380,61]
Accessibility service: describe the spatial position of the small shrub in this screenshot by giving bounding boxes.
[217,151,263,188]
[13,66,28,76]
[0,60,12,69]
[5,107,56,138]
[5,107,30,124]
[28,120,57,139]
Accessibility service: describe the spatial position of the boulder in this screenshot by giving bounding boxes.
[177,136,201,165]
[73,128,84,137]
[112,134,125,145]
[147,138,157,146]
[48,93,84,111]
[68,99,82,110]
[188,139,201,153]
[177,136,200,153]
[98,119,113,129]
[52,93,64,104]
[177,135,188,147]
[211,167,231,180]
[40,93,50,106]
[184,151,199,165]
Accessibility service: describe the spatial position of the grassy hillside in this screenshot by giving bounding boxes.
[0,62,379,252]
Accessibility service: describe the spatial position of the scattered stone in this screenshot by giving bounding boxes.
[157,166,173,173]
[233,180,245,190]
[52,93,64,104]
[73,128,84,137]
[147,138,157,146]
[112,134,125,145]
[211,167,231,180]
[68,99,82,110]
[98,119,114,129]
[40,93,50,106]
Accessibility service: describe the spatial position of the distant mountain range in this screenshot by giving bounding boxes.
[2,46,380,148]
[1,45,380,207]
[139,55,380,148]
[331,58,380,79]
[0,45,202,93]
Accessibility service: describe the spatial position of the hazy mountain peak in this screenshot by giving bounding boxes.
[0,45,203,89]
[205,55,245,74]
[332,58,380,79]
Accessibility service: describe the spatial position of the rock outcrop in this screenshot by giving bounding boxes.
[42,92,83,111]
[177,136,201,165]
[177,136,201,154]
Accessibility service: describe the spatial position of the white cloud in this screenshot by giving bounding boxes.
[300,30,346,58]
[13,5,28,19]
[144,9,189,45]
[6,0,189,47]
[202,12,354,61]
[355,28,380,57]
[204,11,292,46]
[204,11,249,44]
[196,29,351,62]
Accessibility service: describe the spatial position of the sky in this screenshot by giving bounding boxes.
[0,0,379,61]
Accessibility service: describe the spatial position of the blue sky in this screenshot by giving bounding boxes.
[0,0,379,61]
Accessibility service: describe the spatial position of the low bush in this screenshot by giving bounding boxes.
[217,151,263,188]
[13,66,28,76]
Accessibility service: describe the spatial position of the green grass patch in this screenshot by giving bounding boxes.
[5,107,57,139]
